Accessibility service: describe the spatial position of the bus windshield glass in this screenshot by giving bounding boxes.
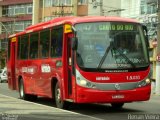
[75,22,149,69]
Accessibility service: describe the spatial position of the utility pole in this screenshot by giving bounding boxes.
[73,0,78,16]
[100,0,103,16]
[32,0,40,24]
[156,0,160,95]
[0,22,9,68]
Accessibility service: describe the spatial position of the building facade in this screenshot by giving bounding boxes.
[121,0,141,18]
[33,0,74,24]
[32,0,122,24]
[32,0,88,24]
[121,0,158,38]
[0,0,33,68]
[88,0,121,16]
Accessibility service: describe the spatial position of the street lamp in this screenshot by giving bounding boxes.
[0,22,9,51]
[0,22,8,44]
[0,22,9,68]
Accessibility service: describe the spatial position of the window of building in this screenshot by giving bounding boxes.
[8,6,15,16]
[24,21,32,28]
[14,22,25,32]
[140,0,157,15]
[29,33,39,59]
[3,4,32,16]
[44,0,52,7]
[59,0,71,5]
[2,6,8,16]
[65,0,71,5]
[52,0,59,6]
[15,5,25,15]
[2,21,31,33]
[51,27,63,57]
[0,40,7,50]
[40,29,50,58]
[42,0,71,7]
[78,0,88,5]
[44,16,54,21]
[27,4,33,14]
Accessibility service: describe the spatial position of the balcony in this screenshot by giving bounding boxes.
[0,14,32,22]
[0,0,32,6]
[147,0,157,4]
[77,4,88,16]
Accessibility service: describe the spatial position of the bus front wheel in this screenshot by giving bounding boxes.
[55,82,70,109]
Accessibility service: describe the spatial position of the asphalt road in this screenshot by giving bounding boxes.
[0,83,160,120]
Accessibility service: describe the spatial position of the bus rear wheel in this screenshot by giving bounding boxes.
[55,82,70,109]
[19,79,37,101]
[111,103,124,109]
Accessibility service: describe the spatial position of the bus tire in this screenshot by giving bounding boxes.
[19,79,37,101]
[55,82,70,109]
[111,103,124,109]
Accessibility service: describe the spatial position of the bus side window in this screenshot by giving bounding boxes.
[51,27,63,58]
[29,33,39,59]
[40,29,50,58]
[30,46,38,59]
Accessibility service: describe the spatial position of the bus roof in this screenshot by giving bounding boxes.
[9,16,139,38]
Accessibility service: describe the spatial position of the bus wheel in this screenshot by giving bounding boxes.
[19,79,27,100]
[111,103,124,109]
[19,79,37,101]
[55,82,69,109]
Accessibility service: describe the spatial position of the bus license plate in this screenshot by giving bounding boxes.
[112,95,124,99]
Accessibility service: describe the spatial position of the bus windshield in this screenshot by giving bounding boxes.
[75,22,149,69]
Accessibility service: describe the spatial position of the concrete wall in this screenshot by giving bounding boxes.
[88,0,121,16]
[88,0,101,16]
[32,0,40,24]
[77,5,88,16]
[121,0,140,18]
[103,0,121,16]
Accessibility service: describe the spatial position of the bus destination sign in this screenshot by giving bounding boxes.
[99,24,134,31]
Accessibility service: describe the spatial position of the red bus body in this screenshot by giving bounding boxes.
[7,16,151,108]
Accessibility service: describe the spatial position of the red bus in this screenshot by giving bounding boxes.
[7,16,151,109]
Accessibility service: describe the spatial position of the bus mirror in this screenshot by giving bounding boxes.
[142,25,149,47]
[71,37,78,50]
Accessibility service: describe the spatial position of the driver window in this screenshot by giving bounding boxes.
[135,34,142,50]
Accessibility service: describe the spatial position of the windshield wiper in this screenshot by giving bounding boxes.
[97,44,112,68]
[112,46,136,68]
[97,41,136,69]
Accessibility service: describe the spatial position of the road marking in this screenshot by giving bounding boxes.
[0,94,103,120]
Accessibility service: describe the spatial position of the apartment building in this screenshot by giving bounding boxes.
[32,0,88,24]
[88,0,121,16]
[121,0,158,37]
[0,0,33,68]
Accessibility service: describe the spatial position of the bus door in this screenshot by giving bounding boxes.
[66,33,75,99]
[9,37,17,90]
[64,24,76,100]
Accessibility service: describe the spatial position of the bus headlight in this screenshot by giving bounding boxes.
[79,79,87,86]
[137,78,151,88]
[76,70,96,89]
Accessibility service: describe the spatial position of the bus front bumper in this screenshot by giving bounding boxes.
[75,85,151,103]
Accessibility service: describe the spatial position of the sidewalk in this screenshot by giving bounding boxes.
[0,94,101,120]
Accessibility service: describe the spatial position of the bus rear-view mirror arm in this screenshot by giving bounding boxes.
[71,26,78,50]
[142,25,149,47]
[71,37,78,50]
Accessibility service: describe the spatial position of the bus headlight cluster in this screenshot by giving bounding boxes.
[137,78,151,88]
[76,70,96,88]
